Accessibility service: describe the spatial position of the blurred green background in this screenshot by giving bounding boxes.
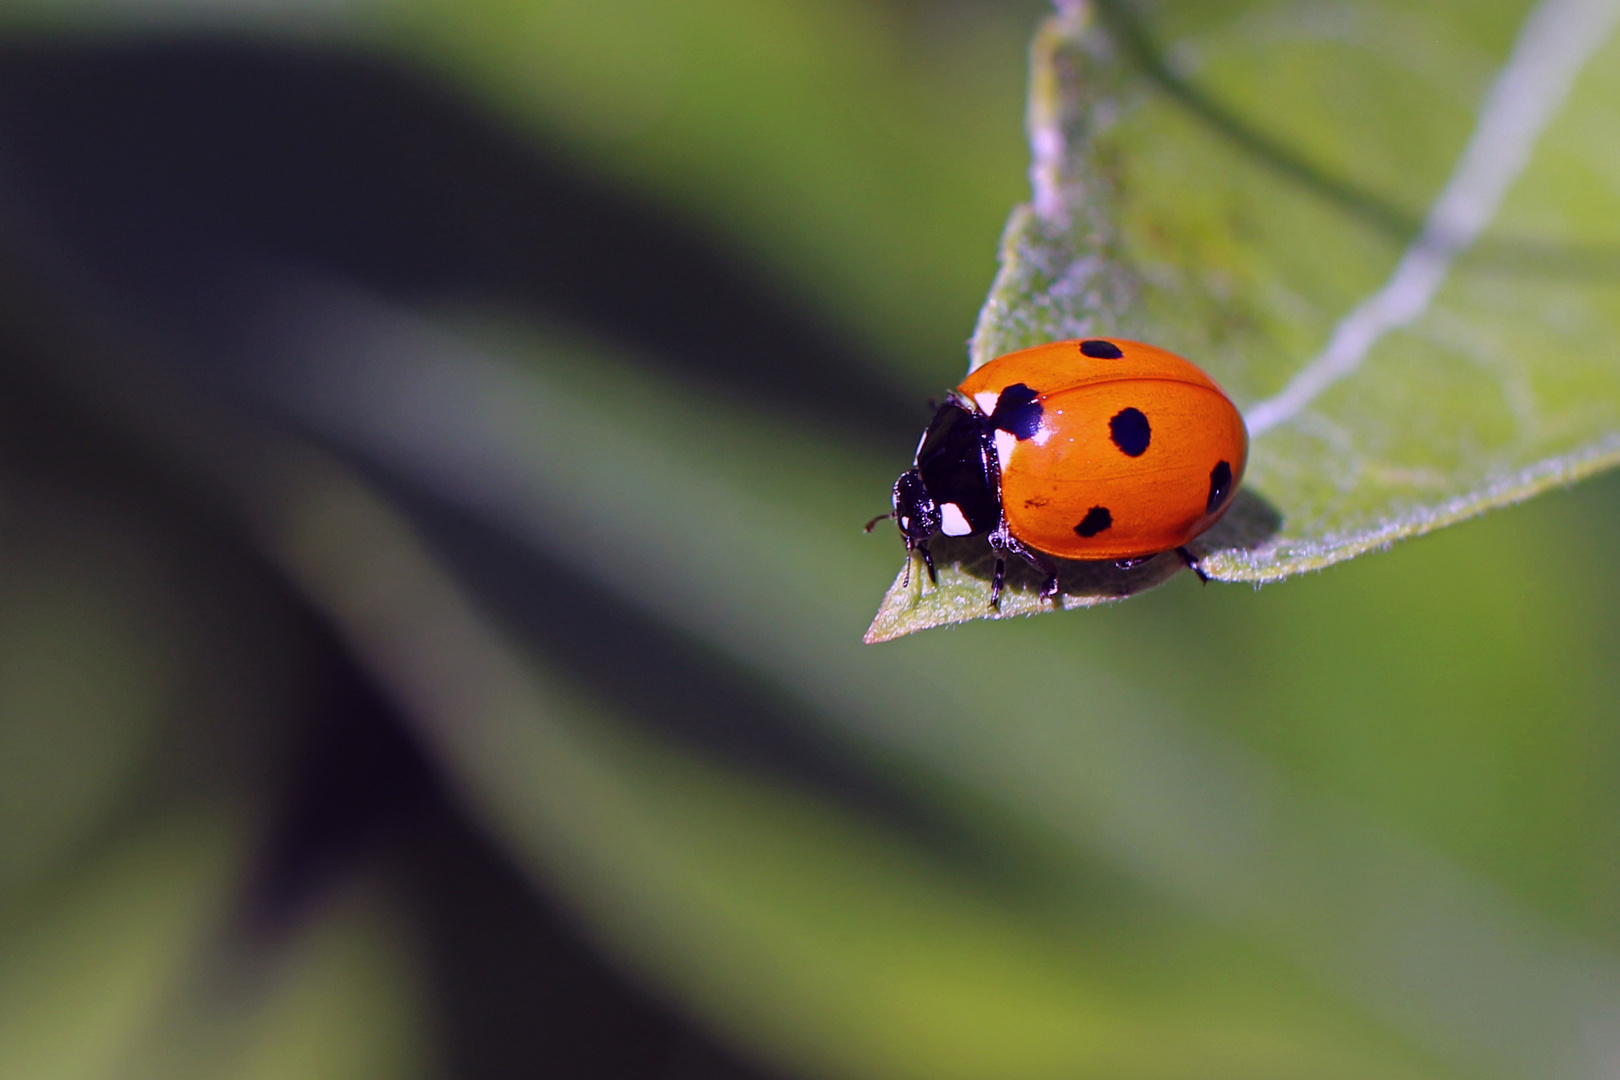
[1,1,1619,1079]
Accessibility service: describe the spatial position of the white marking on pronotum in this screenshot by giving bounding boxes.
[1244,0,1620,438]
[939,502,974,536]
[973,390,1001,415]
[994,429,1018,468]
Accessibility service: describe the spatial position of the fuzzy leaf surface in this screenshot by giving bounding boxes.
[872,0,1620,638]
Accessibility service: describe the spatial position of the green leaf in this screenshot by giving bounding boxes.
[872,0,1620,637]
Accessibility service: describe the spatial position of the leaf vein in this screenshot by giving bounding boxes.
[1244,0,1620,437]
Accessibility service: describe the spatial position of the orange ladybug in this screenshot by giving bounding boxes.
[874,338,1247,606]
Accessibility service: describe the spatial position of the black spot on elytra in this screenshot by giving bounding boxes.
[1074,506,1112,537]
[1109,407,1151,457]
[1080,339,1124,359]
[988,383,1043,440]
[1207,460,1233,514]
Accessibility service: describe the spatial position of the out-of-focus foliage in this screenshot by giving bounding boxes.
[3,3,1620,1080]
[0,445,428,1079]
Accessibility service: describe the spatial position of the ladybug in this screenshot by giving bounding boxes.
[871,338,1247,607]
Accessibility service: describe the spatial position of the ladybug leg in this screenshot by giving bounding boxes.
[1007,537,1060,603]
[917,542,938,585]
[901,540,937,589]
[987,530,1059,607]
[1034,562,1061,603]
[1175,546,1210,584]
[899,542,936,589]
[986,528,1012,609]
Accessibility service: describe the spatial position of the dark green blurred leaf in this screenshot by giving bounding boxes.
[0,504,179,895]
[0,0,1038,394]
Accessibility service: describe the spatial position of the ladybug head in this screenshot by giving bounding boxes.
[891,468,939,546]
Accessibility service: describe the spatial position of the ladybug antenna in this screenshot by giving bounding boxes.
[863,511,894,533]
